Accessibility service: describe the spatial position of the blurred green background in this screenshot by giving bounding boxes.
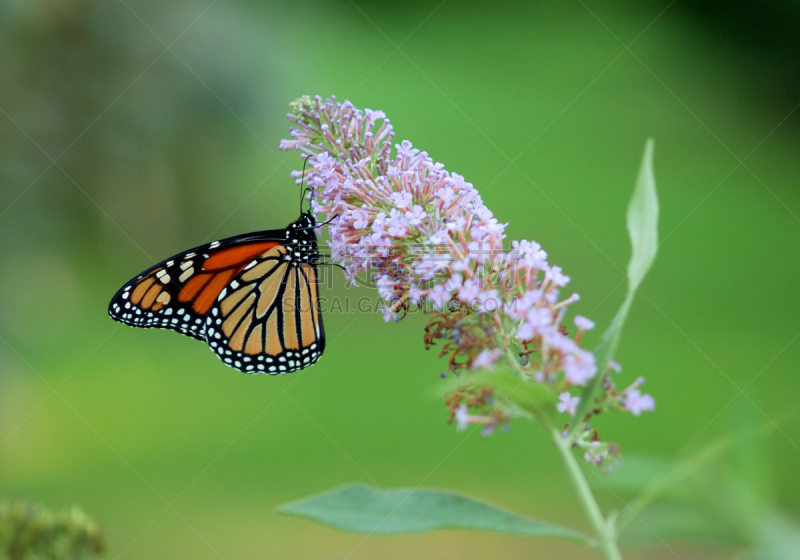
[1,0,799,558]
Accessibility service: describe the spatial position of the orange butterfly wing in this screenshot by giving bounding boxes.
[109,213,325,374]
[109,237,280,341]
[205,245,325,374]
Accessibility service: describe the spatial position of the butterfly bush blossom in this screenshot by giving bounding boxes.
[281,96,654,468]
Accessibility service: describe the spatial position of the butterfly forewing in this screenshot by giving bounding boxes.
[108,213,325,374]
[108,246,219,341]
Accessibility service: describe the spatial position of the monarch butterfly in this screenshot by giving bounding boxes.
[108,205,325,375]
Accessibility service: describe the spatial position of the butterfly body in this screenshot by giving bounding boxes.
[109,213,325,374]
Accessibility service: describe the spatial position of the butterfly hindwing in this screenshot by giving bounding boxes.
[204,244,325,374]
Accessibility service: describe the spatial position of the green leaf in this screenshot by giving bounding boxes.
[570,140,659,435]
[626,139,659,289]
[279,484,589,543]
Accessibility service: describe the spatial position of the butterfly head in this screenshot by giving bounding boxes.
[286,212,319,258]
[292,211,316,231]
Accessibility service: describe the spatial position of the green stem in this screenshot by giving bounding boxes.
[552,431,622,560]
[501,339,621,557]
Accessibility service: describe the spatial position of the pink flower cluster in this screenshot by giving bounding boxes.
[281,96,654,467]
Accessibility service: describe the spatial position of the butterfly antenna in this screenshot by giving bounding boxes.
[317,215,338,228]
[298,214,337,231]
[316,260,349,273]
[299,156,311,215]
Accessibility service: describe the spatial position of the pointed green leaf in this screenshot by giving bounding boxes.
[279,484,589,543]
[570,140,659,435]
[626,139,659,289]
